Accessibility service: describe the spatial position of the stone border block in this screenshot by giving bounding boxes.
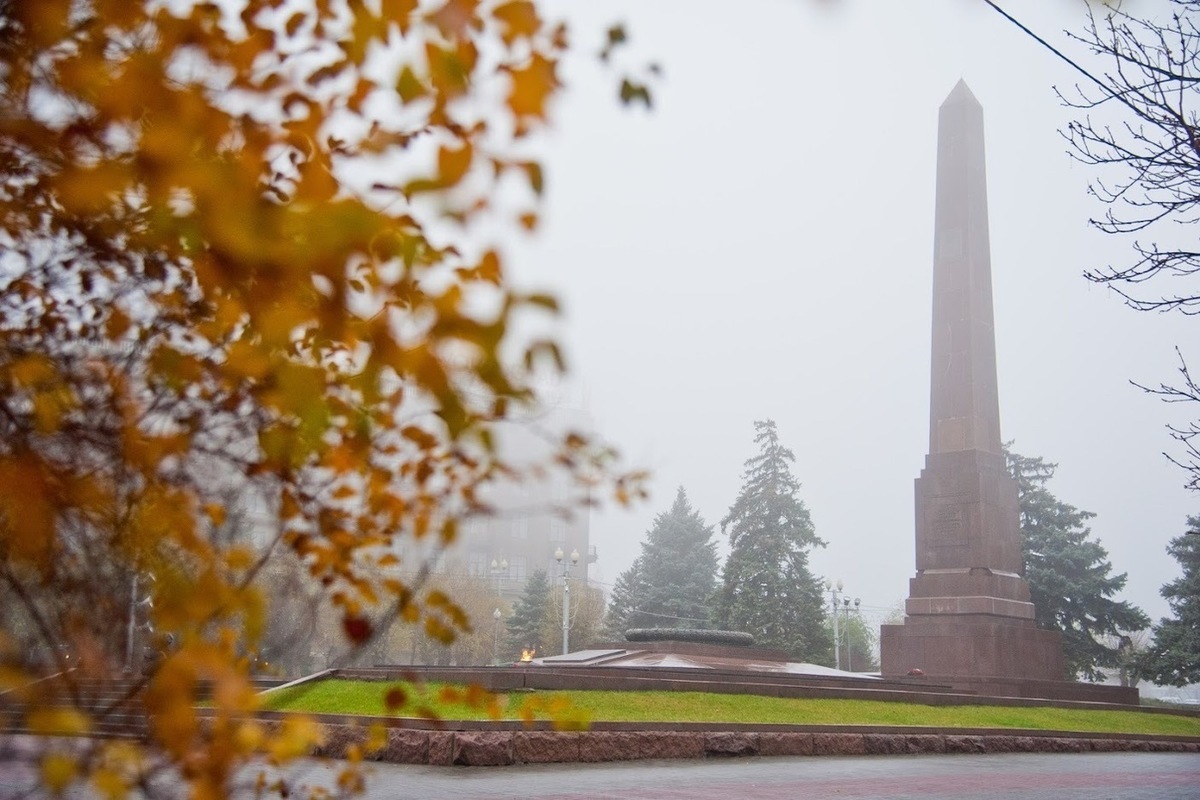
[944,735,987,754]
[812,733,866,756]
[313,724,365,759]
[704,732,758,757]
[639,732,705,760]
[452,731,513,766]
[376,729,429,764]
[905,734,946,754]
[758,732,814,756]
[864,734,906,755]
[576,732,636,763]
[514,731,581,764]
[427,731,454,765]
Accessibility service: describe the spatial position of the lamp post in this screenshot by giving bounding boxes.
[842,596,860,671]
[492,607,502,665]
[555,547,580,655]
[825,578,843,670]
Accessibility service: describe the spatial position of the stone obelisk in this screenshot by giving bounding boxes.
[880,81,1065,689]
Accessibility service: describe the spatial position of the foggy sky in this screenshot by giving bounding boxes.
[506,0,1195,626]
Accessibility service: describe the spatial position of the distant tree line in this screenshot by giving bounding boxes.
[602,419,834,664]
[494,421,1198,685]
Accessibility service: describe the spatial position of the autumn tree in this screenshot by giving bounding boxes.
[378,568,503,667]
[1006,446,1149,681]
[0,1,642,797]
[1140,520,1200,686]
[605,487,718,636]
[713,420,831,661]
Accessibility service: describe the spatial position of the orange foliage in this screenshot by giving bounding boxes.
[0,1,645,797]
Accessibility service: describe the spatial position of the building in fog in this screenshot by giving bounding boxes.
[405,403,598,600]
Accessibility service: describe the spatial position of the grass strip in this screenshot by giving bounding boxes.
[260,679,1200,738]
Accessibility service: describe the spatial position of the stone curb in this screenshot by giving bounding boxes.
[306,723,1200,766]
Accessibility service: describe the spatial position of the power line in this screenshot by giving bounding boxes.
[979,0,1144,119]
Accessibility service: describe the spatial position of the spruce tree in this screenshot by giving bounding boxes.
[714,420,831,661]
[603,559,647,638]
[504,569,551,659]
[1006,445,1149,681]
[605,487,718,636]
[1141,519,1200,686]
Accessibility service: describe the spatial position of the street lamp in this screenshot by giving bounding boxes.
[555,547,580,655]
[825,578,843,670]
[492,607,502,665]
[843,596,860,671]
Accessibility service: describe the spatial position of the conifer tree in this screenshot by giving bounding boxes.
[603,560,648,638]
[605,487,718,635]
[1006,446,1149,681]
[505,569,552,660]
[1141,519,1200,686]
[714,421,831,661]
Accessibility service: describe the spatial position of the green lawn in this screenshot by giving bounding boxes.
[260,679,1200,737]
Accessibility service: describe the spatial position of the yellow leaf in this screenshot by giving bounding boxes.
[520,162,544,195]
[9,354,55,387]
[53,162,131,215]
[476,250,503,283]
[396,65,425,103]
[268,716,324,763]
[226,546,254,571]
[91,767,127,800]
[400,425,438,449]
[17,0,71,48]
[235,720,265,753]
[27,708,90,736]
[425,41,471,99]
[437,142,473,187]
[507,53,557,119]
[225,340,273,381]
[427,0,480,39]
[382,0,418,32]
[204,503,227,528]
[493,1,540,43]
[0,455,57,571]
[365,722,388,753]
[105,309,132,339]
[32,390,67,434]
[0,666,29,692]
[40,753,76,795]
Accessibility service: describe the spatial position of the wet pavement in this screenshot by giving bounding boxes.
[280,751,1200,800]
[3,746,1197,799]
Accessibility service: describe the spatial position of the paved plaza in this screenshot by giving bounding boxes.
[274,752,1200,800]
[2,743,1198,798]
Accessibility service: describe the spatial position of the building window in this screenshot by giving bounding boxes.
[509,556,526,581]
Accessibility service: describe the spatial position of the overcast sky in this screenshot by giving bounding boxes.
[500,0,1195,626]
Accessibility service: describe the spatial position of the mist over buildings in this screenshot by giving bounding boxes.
[495,0,1195,627]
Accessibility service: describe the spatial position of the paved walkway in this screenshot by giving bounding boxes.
[3,746,1198,799]
[274,752,1200,800]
